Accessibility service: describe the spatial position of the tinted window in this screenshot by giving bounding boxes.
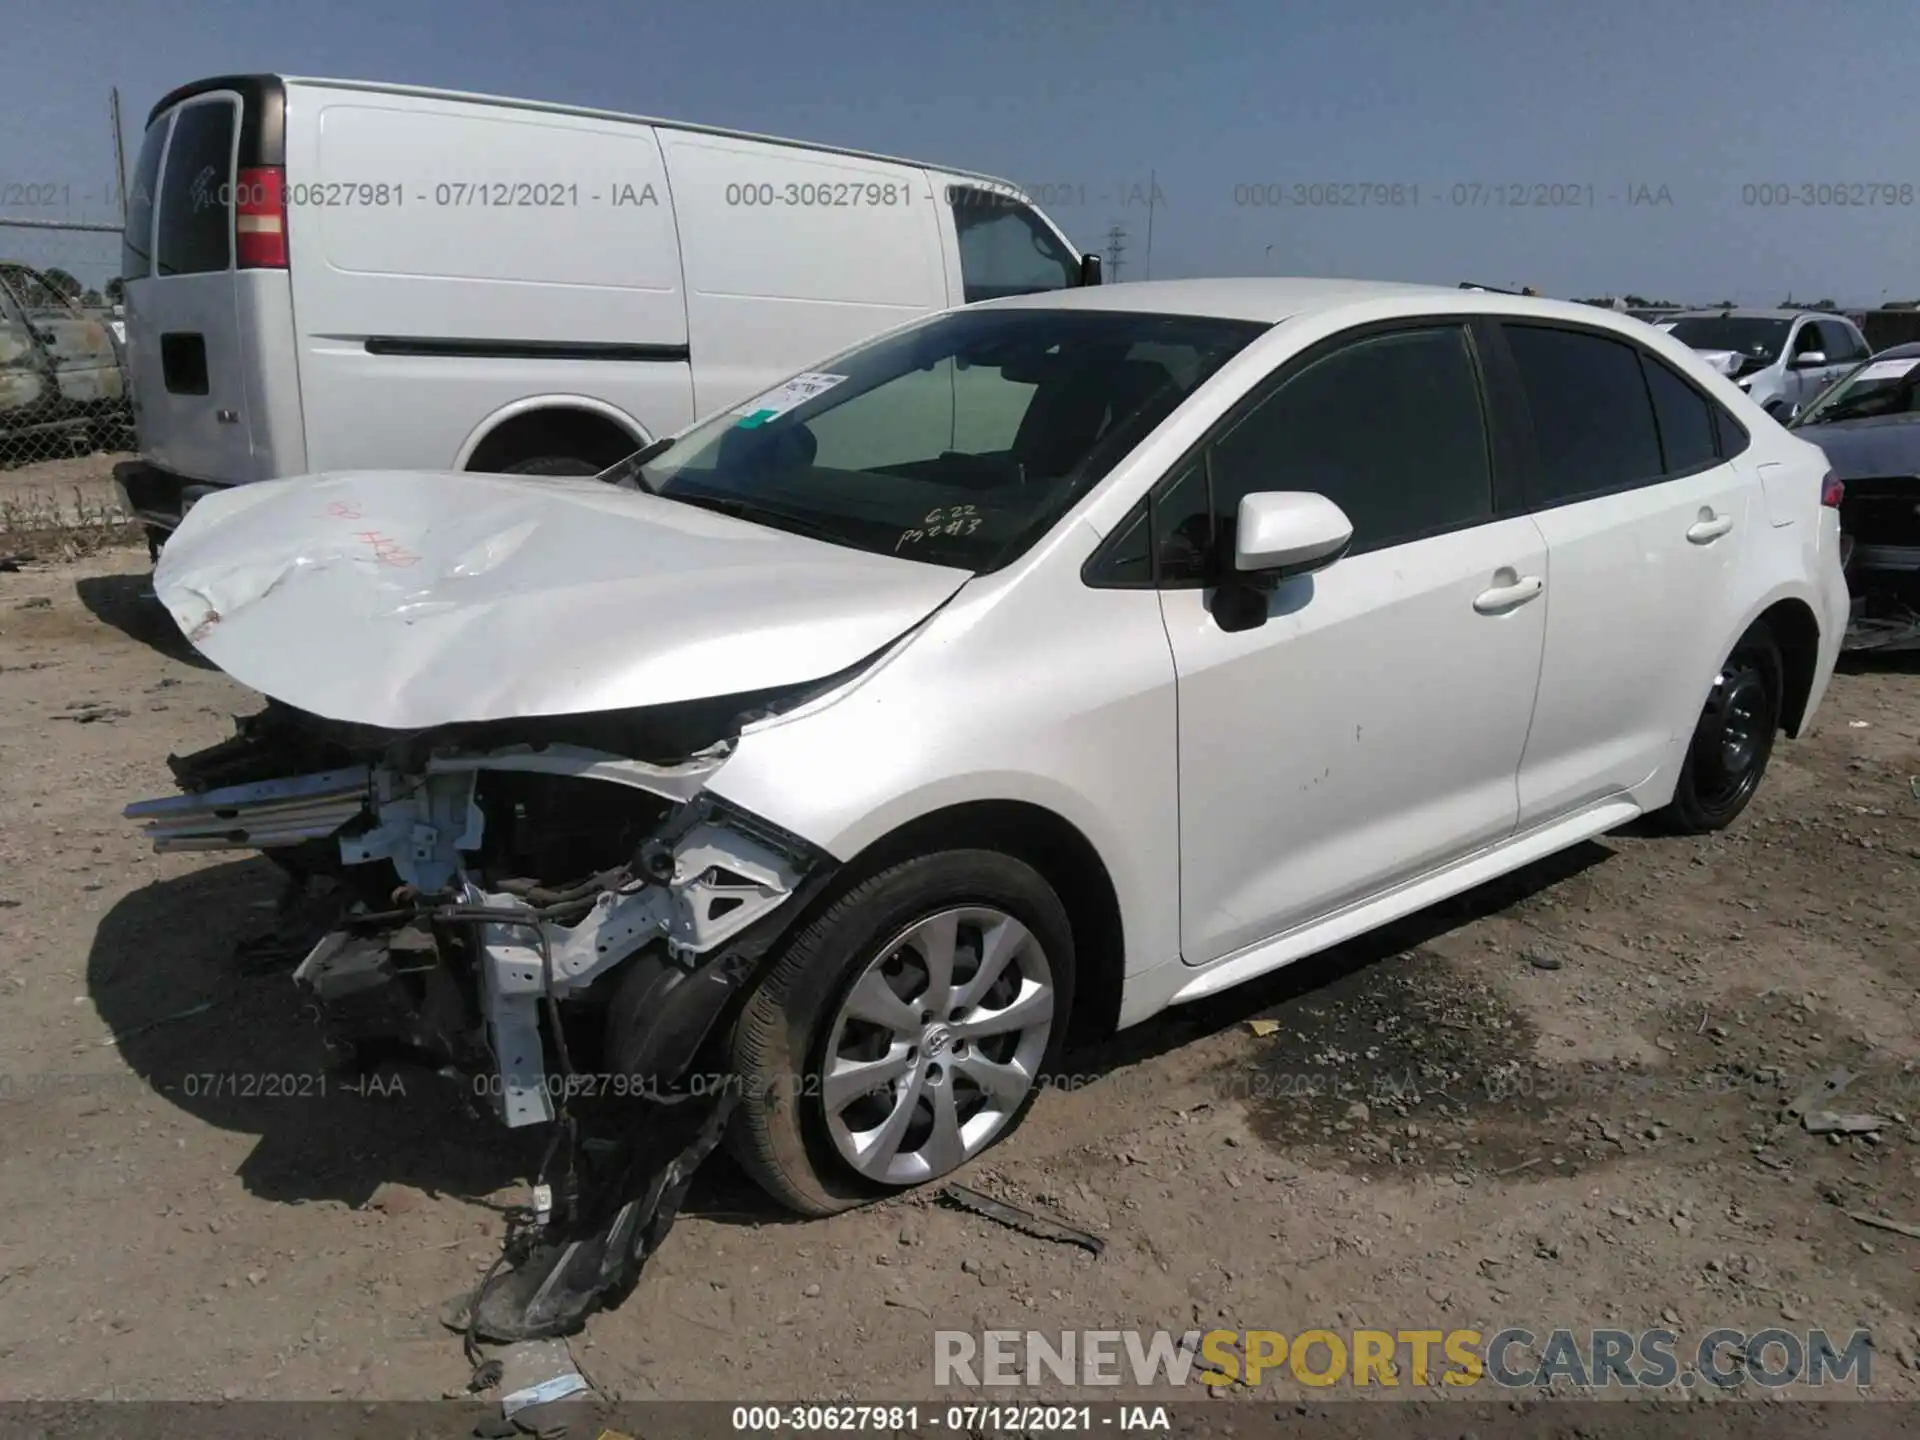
[1817,321,1864,361]
[1203,325,1493,558]
[1504,324,1662,503]
[123,118,167,280]
[1789,321,1826,358]
[156,101,235,276]
[1641,355,1718,474]
[618,307,1263,574]
[948,189,1078,303]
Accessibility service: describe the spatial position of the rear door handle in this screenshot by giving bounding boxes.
[1473,573,1544,614]
[1687,513,1734,544]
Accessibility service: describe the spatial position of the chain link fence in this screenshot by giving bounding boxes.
[0,218,138,552]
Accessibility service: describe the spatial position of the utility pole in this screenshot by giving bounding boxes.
[109,87,128,221]
[1142,168,1156,280]
[1104,224,1127,282]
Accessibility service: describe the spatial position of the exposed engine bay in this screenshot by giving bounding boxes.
[125,689,839,1341]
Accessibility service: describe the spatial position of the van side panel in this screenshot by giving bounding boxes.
[657,133,948,415]
[283,83,694,472]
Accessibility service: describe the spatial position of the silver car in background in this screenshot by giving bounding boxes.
[1663,309,1868,419]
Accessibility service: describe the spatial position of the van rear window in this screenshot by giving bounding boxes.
[156,101,236,276]
[123,120,167,280]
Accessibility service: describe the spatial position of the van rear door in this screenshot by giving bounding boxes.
[123,77,304,490]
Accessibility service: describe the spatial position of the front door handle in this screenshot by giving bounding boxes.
[1473,573,1544,614]
[1687,513,1734,544]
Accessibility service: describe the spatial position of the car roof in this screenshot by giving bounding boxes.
[974,277,1685,330]
[1874,340,1920,359]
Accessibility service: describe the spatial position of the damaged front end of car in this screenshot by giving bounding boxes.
[124,688,840,1340]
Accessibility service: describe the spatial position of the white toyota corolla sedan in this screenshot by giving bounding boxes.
[130,278,1850,1224]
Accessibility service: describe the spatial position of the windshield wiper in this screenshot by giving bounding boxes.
[667,491,852,547]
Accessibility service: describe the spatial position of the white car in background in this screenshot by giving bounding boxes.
[1664,308,1868,419]
[127,277,1849,1329]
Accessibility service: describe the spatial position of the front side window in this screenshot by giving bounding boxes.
[156,100,236,276]
[616,307,1265,573]
[1816,320,1865,362]
[947,188,1078,303]
[1503,324,1663,505]
[1189,325,1494,566]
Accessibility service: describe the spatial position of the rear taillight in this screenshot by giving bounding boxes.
[234,166,287,269]
[1820,471,1844,508]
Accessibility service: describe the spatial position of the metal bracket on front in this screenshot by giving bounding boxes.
[340,771,484,891]
[467,818,804,1126]
[476,899,556,1128]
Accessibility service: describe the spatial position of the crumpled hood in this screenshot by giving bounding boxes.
[1797,415,1920,481]
[154,470,972,730]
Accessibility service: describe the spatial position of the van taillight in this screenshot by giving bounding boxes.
[234,166,287,269]
[1820,471,1844,508]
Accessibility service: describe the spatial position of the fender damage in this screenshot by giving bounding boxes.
[123,471,971,1338]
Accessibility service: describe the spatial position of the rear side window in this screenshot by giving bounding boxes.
[948,189,1078,303]
[1503,324,1662,505]
[1201,324,1493,560]
[123,120,167,280]
[156,101,236,276]
[1641,356,1718,475]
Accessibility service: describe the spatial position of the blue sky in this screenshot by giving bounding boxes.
[6,0,1918,302]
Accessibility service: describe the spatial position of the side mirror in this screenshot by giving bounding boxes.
[1791,350,1827,368]
[1234,491,1353,579]
[1077,252,1103,287]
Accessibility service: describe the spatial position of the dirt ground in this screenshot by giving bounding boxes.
[0,538,1916,1407]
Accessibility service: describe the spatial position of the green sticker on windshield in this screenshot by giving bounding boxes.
[730,372,848,428]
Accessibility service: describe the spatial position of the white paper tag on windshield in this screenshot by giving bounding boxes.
[732,372,848,428]
[1853,357,1919,383]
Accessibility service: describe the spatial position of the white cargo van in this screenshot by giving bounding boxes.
[114,74,1099,539]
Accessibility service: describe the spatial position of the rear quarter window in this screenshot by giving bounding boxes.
[156,100,237,276]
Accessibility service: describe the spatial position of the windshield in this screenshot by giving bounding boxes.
[1665,317,1790,360]
[1794,352,1920,427]
[603,308,1267,573]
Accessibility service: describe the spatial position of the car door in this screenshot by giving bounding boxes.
[1155,320,1549,967]
[1497,321,1754,828]
[1815,320,1865,400]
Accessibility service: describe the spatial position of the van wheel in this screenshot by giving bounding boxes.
[725,851,1074,1217]
[499,455,601,477]
[1656,621,1783,834]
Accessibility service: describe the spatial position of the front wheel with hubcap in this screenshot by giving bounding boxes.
[1656,620,1784,833]
[725,850,1074,1216]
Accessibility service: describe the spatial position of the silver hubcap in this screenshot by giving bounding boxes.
[820,906,1055,1185]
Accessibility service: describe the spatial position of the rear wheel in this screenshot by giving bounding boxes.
[1656,621,1783,833]
[725,850,1074,1216]
[498,454,601,477]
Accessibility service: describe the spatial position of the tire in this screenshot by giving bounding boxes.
[723,850,1075,1217]
[499,454,601,477]
[1655,620,1784,834]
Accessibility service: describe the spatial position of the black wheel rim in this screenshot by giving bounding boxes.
[1691,649,1776,810]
